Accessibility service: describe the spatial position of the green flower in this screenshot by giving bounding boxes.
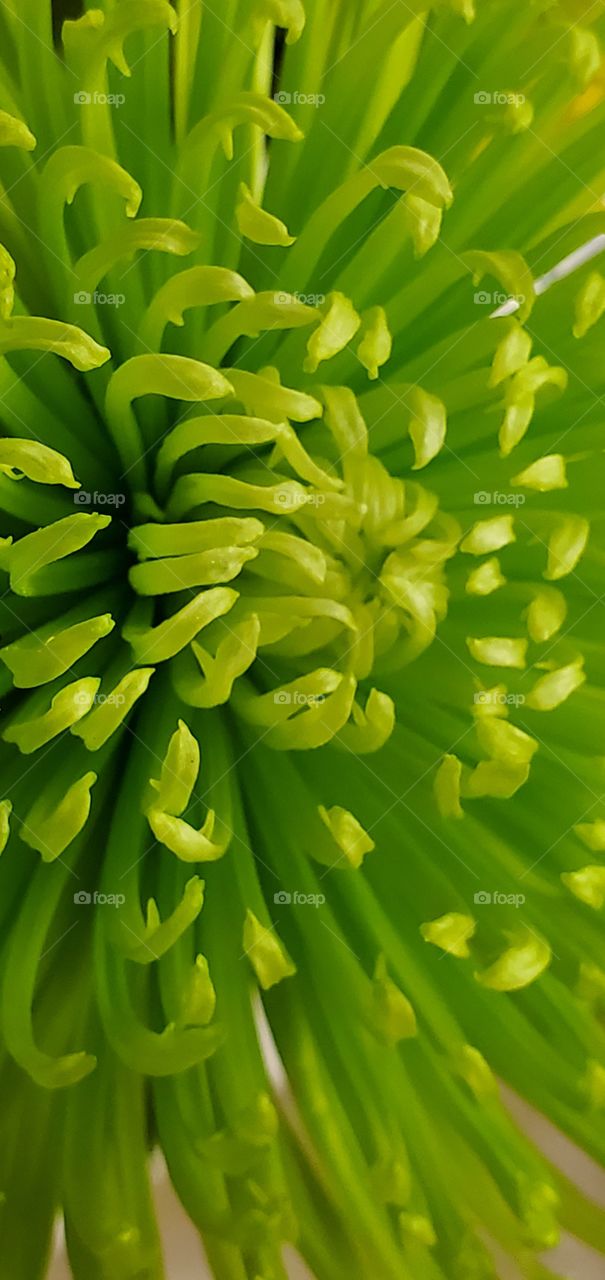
[0,2,604,1277]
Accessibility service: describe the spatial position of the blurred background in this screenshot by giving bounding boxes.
[49,1090,605,1280]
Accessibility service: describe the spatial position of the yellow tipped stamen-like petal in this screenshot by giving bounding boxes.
[3,679,100,753]
[421,913,475,957]
[367,955,417,1045]
[0,316,110,371]
[561,866,605,909]
[475,935,552,992]
[0,110,36,151]
[304,292,361,374]
[460,515,515,556]
[464,249,535,321]
[357,306,392,380]
[525,660,586,711]
[243,910,296,989]
[575,821,605,852]
[407,386,447,470]
[467,636,527,669]
[573,270,605,338]
[0,439,79,488]
[466,557,506,596]
[235,183,296,246]
[525,587,567,643]
[318,804,375,869]
[434,754,464,818]
[512,454,568,492]
[0,615,115,688]
[545,516,589,580]
[0,799,12,853]
[72,669,154,750]
[21,771,97,861]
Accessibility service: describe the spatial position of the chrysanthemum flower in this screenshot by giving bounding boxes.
[1,1,605,1277]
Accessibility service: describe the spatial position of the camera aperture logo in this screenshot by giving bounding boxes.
[74,890,125,908]
[474,890,525,908]
[274,890,326,908]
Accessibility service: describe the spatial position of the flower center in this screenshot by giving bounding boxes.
[116,369,458,753]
